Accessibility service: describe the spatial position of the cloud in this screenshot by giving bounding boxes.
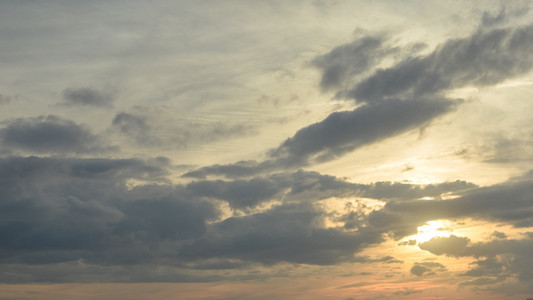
[461,257,504,277]
[183,160,263,179]
[459,277,504,287]
[0,115,113,155]
[417,232,533,284]
[0,94,15,105]
[186,23,533,179]
[186,98,458,177]
[111,108,255,149]
[187,178,282,210]
[418,235,470,257]
[112,112,152,145]
[269,98,458,167]
[364,172,533,238]
[0,153,531,283]
[61,87,115,107]
[179,202,381,265]
[410,262,446,277]
[185,170,476,210]
[349,24,533,103]
[480,4,530,28]
[393,287,421,296]
[0,156,217,267]
[312,34,390,91]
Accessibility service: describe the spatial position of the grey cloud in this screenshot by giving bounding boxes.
[461,257,504,277]
[481,8,508,28]
[181,23,533,178]
[491,231,507,239]
[184,258,251,270]
[0,94,15,105]
[0,156,217,267]
[409,265,428,277]
[364,172,533,239]
[418,234,533,283]
[398,239,417,246]
[185,170,358,206]
[393,287,421,296]
[351,24,533,103]
[312,34,389,91]
[62,87,115,107]
[1,154,529,282]
[183,160,264,179]
[410,262,446,277]
[459,277,504,287]
[0,262,227,284]
[185,170,476,211]
[353,179,476,202]
[353,255,403,264]
[480,5,530,28]
[111,109,255,149]
[186,98,458,178]
[269,98,458,167]
[0,115,113,155]
[179,202,382,265]
[187,178,281,210]
[112,112,151,145]
[418,235,470,257]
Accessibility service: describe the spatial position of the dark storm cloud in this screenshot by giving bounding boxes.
[61,87,115,107]
[350,24,533,103]
[0,115,113,155]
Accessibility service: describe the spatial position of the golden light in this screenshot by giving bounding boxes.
[413,220,453,243]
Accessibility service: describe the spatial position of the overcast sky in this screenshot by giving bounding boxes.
[2,1,533,299]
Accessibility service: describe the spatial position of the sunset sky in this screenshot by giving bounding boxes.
[2,1,533,299]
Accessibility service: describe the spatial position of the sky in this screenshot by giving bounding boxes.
[1,0,533,299]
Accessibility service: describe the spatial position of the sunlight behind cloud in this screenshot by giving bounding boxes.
[412,220,453,243]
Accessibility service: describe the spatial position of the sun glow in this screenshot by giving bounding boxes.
[413,220,453,243]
